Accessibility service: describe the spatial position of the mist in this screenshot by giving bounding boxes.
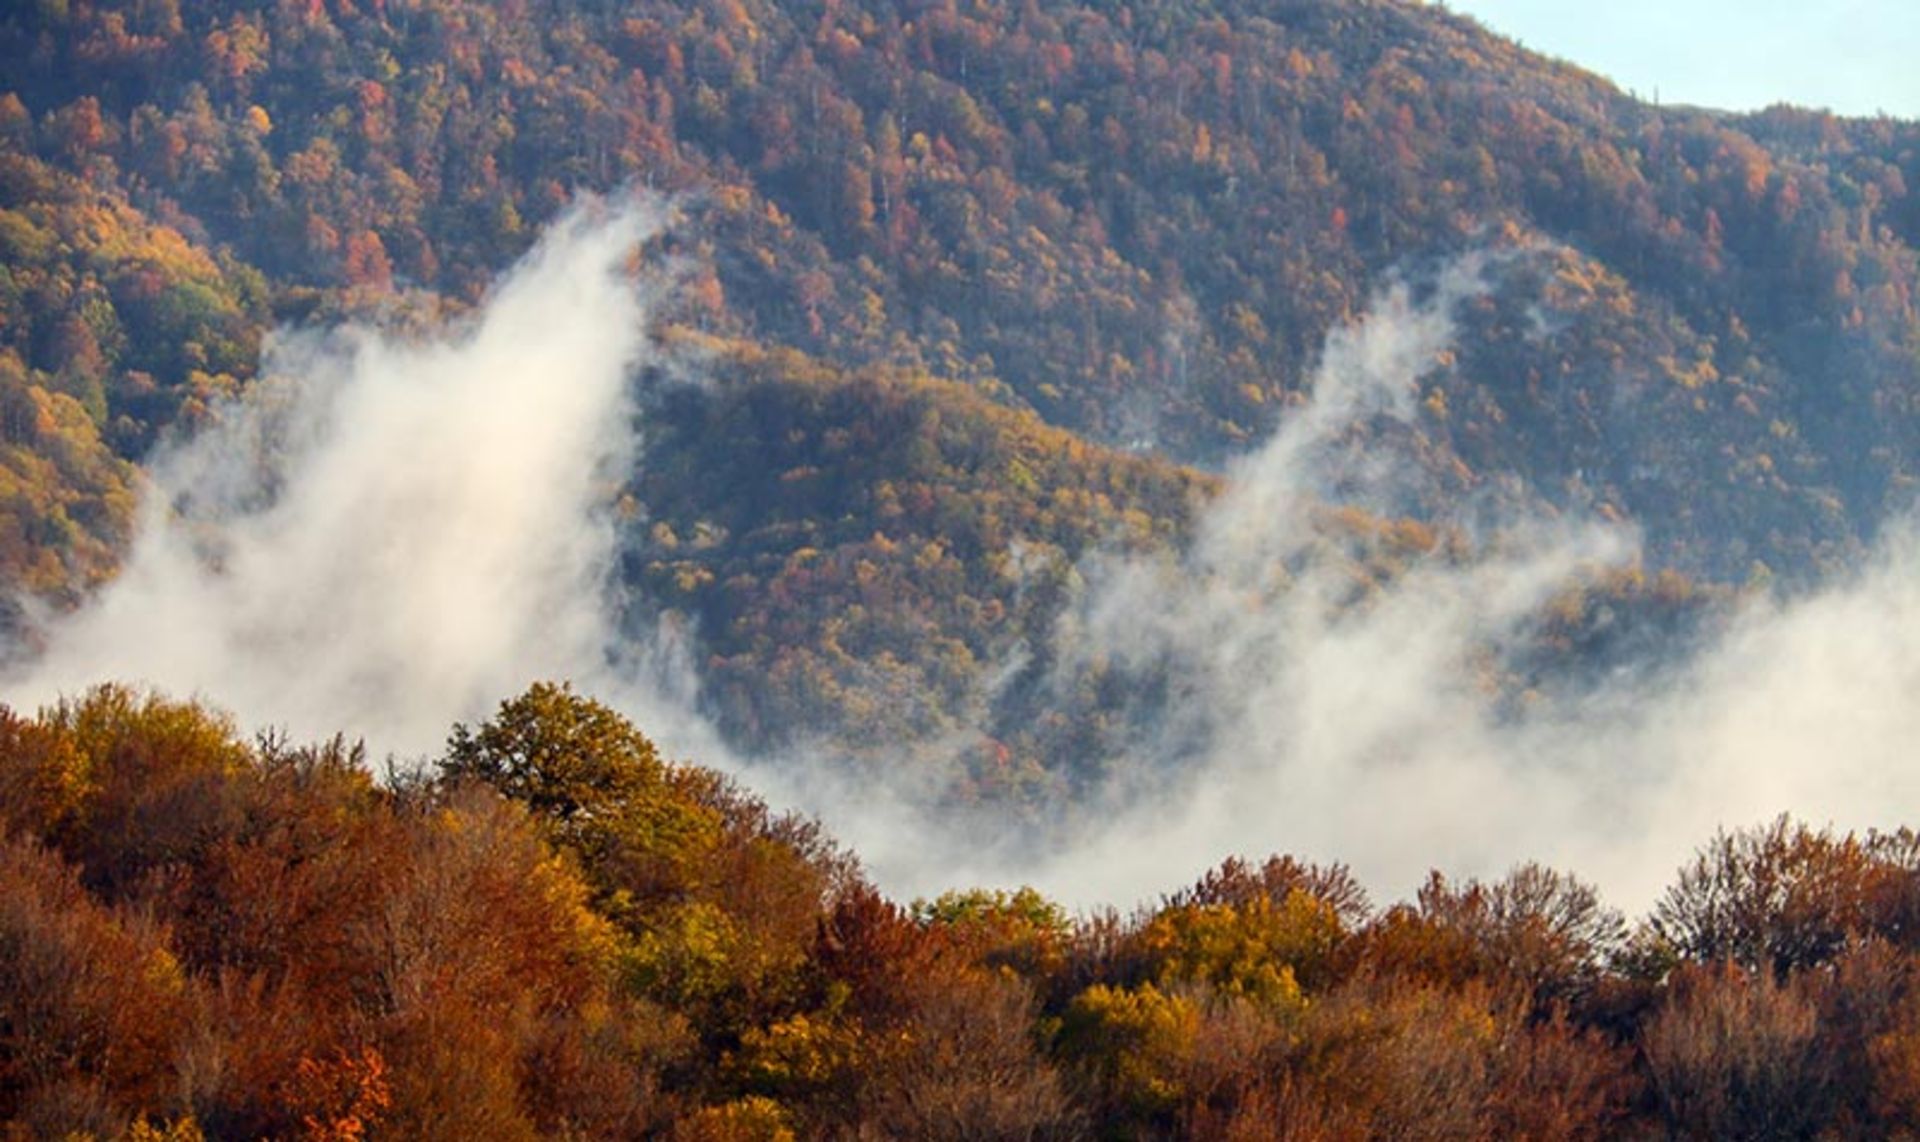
[9,203,1920,919]
[2,198,714,762]
[823,250,1920,915]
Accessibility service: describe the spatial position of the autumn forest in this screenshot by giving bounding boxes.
[5,0,1920,1136]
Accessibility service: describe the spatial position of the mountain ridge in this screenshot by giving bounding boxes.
[1,0,1916,781]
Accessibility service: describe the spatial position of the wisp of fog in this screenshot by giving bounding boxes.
[2,198,713,760]
[10,203,1920,917]
[828,249,1920,914]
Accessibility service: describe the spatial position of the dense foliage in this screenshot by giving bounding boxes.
[1,0,1915,775]
[0,147,265,600]
[0,1,1910,699]
[6,683,1920,1138]
[6,0,1919,569]
[627,342,1213,792]
[5,1,1918,1134]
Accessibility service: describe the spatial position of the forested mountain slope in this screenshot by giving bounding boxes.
[7,0,1920,561]
[8,5,1920,1134]
[1,0,1915,773]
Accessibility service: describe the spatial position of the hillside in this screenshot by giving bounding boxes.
[7,0,1920,559]
[8,2,1920,1135]
[0,0,1915,792]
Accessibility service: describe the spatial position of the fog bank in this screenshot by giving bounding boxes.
[12,210,1920,917]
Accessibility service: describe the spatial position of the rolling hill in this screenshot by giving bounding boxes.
[1,0,1916,791]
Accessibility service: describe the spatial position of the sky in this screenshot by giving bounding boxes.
[1446,0,1920,119]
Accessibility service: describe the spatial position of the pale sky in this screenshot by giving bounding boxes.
[1446,0,1920,119]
